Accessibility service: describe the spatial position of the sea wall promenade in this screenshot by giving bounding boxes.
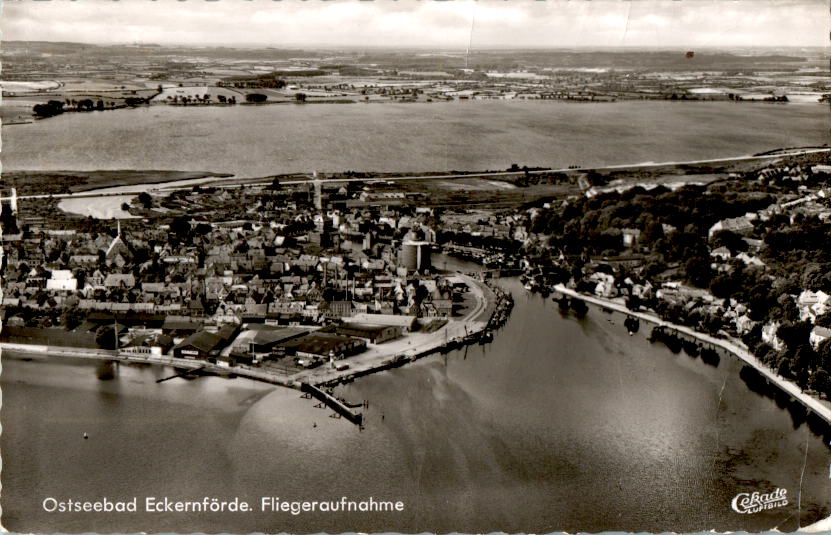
[554,284,831,427]
[0,342,301,387]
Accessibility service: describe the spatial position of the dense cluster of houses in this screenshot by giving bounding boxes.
[0,189,480,369]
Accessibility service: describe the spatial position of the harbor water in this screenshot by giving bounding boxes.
[2,256,830,533]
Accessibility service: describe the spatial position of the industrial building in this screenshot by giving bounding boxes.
[335,323,402,344]
[348,313,418,332]
[399,240,431,271]
[281,332,367,360]
[174,330,224,359]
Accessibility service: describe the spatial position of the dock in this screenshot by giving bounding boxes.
[300,382,363,425]
[156,366,206,383]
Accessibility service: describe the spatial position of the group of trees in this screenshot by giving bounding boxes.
[745,326,831,398]
[526,176,831,299]
[762,215,831,291]
[32,100,65,117]
[218,75,287,89]
[243,92,306,103]
[33,96,149,117]
[169,94,232,105]
[121,192,154,214]
[530,183,772,268]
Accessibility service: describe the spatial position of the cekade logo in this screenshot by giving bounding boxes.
[731,488,788,514]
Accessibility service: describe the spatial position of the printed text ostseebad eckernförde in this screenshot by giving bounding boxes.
[42,496,406,515]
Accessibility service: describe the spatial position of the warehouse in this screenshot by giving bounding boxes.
[347,313,418,332]
[242,326,309,354]
[335,323,401,344]
[174,331,224,359]
[281,333,366,360]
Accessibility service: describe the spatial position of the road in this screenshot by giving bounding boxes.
[4,147,829,202]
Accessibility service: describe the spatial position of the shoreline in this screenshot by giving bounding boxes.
[8,146,830,204]
[553,284,831,427]
[6,96,826,128]
[0,274,504,398]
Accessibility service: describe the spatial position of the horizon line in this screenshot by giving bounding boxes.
[4,39,831,51]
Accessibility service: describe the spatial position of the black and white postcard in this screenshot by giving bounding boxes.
[1,1,830,533]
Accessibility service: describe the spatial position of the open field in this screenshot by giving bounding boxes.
[3,170,233,196]
[4,41,827,123]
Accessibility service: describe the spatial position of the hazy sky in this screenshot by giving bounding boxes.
[2,0,828,49]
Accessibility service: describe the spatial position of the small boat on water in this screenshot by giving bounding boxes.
[624,316,640,335]
[571,299,589,317]
[683,339,699,356]
[648,326,664,343]
[700,347,720,366]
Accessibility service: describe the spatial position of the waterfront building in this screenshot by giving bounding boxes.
[281,332,367,360]
[174,330,224,359]
[335,323,402,344]
[349,313,417,333]
[242,326,309,354]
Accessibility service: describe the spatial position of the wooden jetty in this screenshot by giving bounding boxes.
[301,382,363,426]
[156,366,206,383]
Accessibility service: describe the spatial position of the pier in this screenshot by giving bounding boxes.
[300,383,363,425]
[156,366,207,383]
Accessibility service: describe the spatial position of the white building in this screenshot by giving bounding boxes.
[46,270,78,291]
[797,290,830,322]
[809,325,831,349]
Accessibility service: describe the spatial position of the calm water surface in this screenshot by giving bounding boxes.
[2,103,831,532]
[2,270,830,533]
[3,101,829,176]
